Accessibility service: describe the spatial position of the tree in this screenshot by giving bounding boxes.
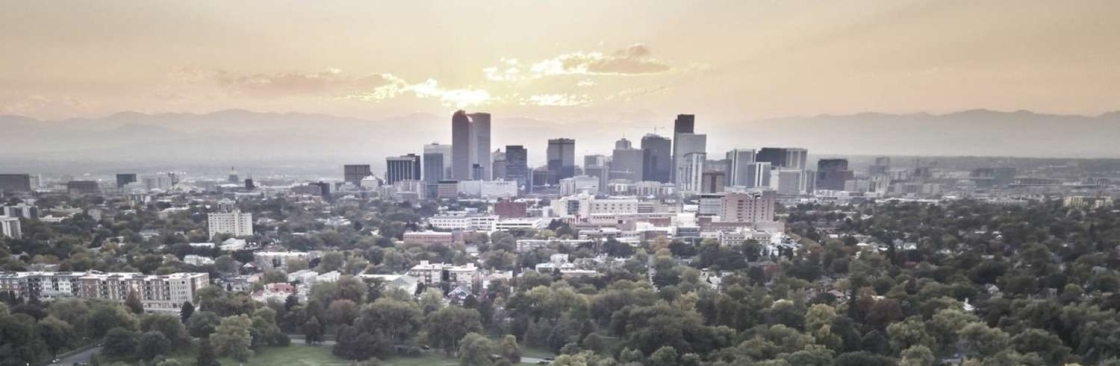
[498,335,521,363]
[211,315,254,361]
[649,346,679,366]
[326,299,359,326]
[101,327,139,358]
[958,322,1009,359]
[37,315,75,358]
[137,331,171,361]
[87,303,139,339]
[141,313,191,349]
[126,290,145,314]
[900,345,935,366]
[302,317,324,344]
[188,311,221,338]
[180,301,195,323]
[332,325,391,360]
[426,306,483,354]
[458,333,494,366]
[195,338,221,366]
[357,298,422,342]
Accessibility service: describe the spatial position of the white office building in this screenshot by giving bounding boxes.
[207,211,253,238]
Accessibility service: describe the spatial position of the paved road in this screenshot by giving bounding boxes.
[49,346,101,366]
[520,357,552,364]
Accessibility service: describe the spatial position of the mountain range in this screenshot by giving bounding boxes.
[1,109,1117,172]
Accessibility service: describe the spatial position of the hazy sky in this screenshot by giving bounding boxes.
[2,0,1117,123]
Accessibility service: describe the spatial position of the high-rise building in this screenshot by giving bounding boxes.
[1,204,38,220]
[469,113,492,180]
[422,152,445,197]
[679,152,706,194]
[116,173,138,188]
[671,114,697,182]
[701,171,726,193]
[207,210,253,238]
[869,156,891,176]
[344,165,373,186]
[0,216,21,239]
[386,154,422,184]
[0,174,32,193]
[547,138,576,184]
[674,134,707,185]
[756,147,809,193]
[775,169,803,195]
[746,162,772,188]
[721,190,776,223]
[726,149,756,186]
[610,138,644,182]
[583,165,609,194]
[66,181,99,195]
[491,149,507,181]
[816,159,854,191]
[504,145,529,190]
[450,111,492,181]
[641,134,672,183]
[583,154,608,169]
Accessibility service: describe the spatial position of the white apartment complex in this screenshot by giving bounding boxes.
[207,211,253,238]
[0,271,208,313]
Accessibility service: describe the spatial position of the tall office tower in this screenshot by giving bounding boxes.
[679,152,706,193]
[344,165,373,186]
[816,159,854,191]
[869,156,891,175]
[584,154,608,169]
[451,111,492,180]
[424,143,453,178]
[721,190,777,223]
[641,134,672,183]
[775,169,803,195]
[673,133,707,184]
[671,114,696,182]
[116,173,138,188]
[0,174,32,193]
[451,111,472,180]
[610,138,644,182]
[66,181,99,195]
[469,113,492,180]
[422,147,445,196]
[491,149,507,181]
[583,165,609,194]
[547,138,576,184]
[757,147,809,192]
[386,154,422,184]
[746,162,772,188]
[726,149,756,186]
[504,145,529,190]
[701,171,726,193]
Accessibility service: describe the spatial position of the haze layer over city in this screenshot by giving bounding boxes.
[2,2,1120,366]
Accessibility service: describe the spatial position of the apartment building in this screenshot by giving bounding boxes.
[0,271,209,313]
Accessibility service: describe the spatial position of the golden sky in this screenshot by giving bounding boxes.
[1,0,1117,122]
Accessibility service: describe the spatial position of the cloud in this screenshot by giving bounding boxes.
[523,94,591,107]
[346,75,491,108]
[530,44,671,76]
[207,69,391,97]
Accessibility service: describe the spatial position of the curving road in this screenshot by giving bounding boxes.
[49,346,101,366]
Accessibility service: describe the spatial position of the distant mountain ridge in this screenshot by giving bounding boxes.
[1,109,1118,168]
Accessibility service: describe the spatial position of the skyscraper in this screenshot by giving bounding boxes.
[386,154,422,184]
[469,112,492,180]
[547,138,576,184]
[451,111,492,180]
[757,147,809,193]
[504,145,529,190]
[451,111,472,180]
[816,159,854,191]
[726,149,756,187]
[679,152,706,194]
[701,171,725,193]
[674,133,707,185]
[0,174,32,193]
[746,162,772,188]
[671,114,696,182]
[491,149,507,181]
[116,173,138,188]
[641,134,672,183]
[343,165,372,186]
[610,138,644,182]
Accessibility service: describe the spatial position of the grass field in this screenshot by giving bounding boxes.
[165,344,462,366]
